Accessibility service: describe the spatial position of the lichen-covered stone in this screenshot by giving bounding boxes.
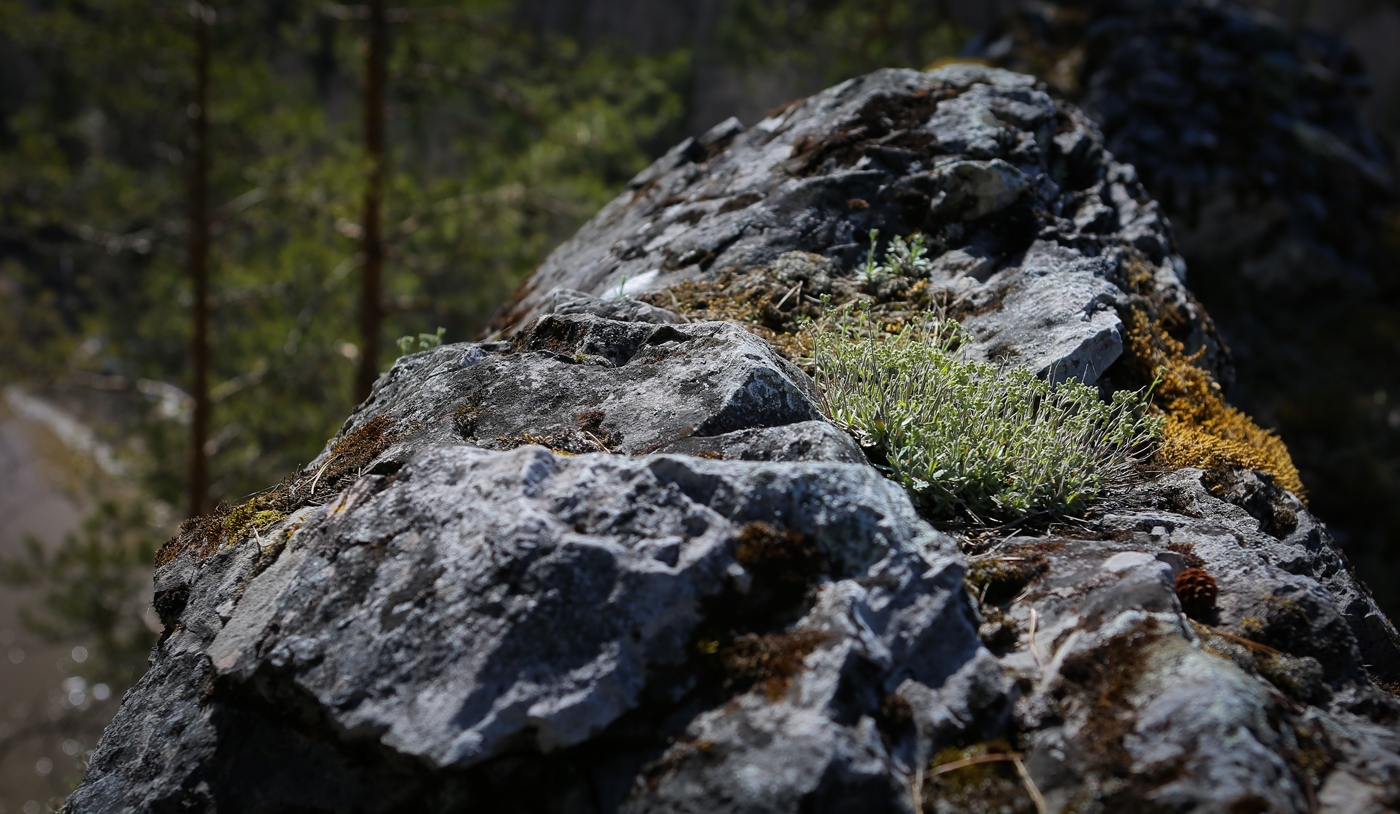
[67,64,1400,814]
[70,448,1000,813]
[972,467,1400,812]
[337,312,824,459]
[548,288,688,325]
[654,421,866,465]
[976,0,1400,624]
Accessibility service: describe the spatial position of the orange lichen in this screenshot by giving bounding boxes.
[1123,308,1305,497]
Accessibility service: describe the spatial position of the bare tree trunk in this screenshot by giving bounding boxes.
[188,3,213,518]
[356,0,387,403]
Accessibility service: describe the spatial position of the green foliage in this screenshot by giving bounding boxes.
[0,500,158,688]
[811,304,1163,521]
[0,0,688,507]
[856,227,931,284]
[397,326,445,354]
[718,0,966,87]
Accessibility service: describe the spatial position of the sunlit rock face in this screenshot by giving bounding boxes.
[67,65,1400,814]
[973,0,1400,625]
[496,64,1228,390]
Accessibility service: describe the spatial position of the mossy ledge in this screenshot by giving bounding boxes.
[155,414,400,566]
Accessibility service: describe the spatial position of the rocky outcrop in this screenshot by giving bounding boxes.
[494,63,1228,390]
[68,65,1400,813]
[974,0,1400,622]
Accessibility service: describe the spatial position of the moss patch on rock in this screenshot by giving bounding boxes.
[156,414,401,566]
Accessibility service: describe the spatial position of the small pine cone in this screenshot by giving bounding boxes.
[1175,568,1219,620]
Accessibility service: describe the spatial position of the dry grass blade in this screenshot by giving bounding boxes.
[1013,756,1048,814]
[926,752,1026,777]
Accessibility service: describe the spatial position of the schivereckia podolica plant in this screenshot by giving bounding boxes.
[810,303,1163,521]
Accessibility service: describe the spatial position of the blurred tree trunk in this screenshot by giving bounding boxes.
[188,2,213,518]
[357,0,387,403]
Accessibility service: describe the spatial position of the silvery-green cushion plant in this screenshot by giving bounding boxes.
[855,228,932,285]
[810,303,1162,521]
[396,327,446,355]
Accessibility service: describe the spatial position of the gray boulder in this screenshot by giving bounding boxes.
[71,448,999,813]
[66,64,1400,814]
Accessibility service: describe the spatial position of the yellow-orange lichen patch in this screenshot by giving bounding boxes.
[1123,308,1305,498]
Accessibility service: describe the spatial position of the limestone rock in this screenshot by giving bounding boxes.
[655,421,866,465]
[72,449,998,813]
[548,288,688,325]
[66,64,1400,814]
[965,468,1400,812]
[493,63,1228,388]
[341,312,823,458]
[976,0,1400,624]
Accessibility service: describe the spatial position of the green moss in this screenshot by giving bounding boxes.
[1235,595,1313,656]
[1237,616,1268,641]
[223,507,288,545]
[1288,720,1337,792]
[1256,653,1329,705]
[922,738,1034,814]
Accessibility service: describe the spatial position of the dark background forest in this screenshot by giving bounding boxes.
[1,0,1398,809]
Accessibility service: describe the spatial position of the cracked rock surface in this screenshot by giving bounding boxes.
[68,65,1400,813]
[975,0,1400,623]
[495,63,1227,389]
